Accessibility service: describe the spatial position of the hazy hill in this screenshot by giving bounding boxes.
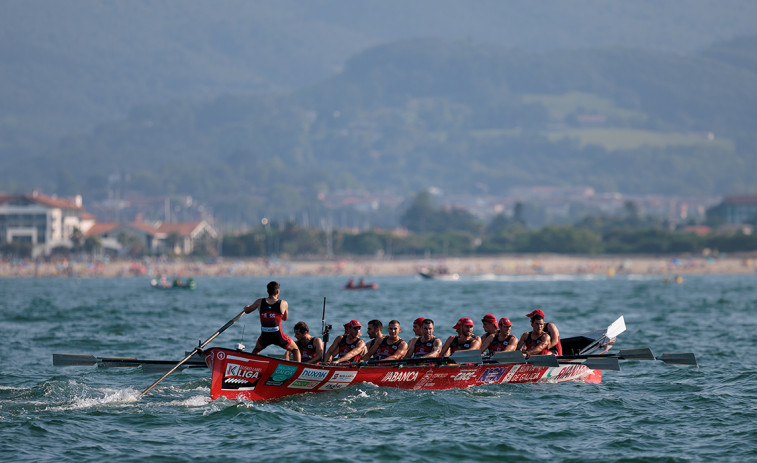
[4,35,755,227]
[2,0,757,153]
[2,2,757,225]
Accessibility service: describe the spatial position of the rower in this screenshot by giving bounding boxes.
[293,321,324,364]
[244,281,301,362]
[362,319,385,360]
[366,320,408,361]
[525,309,562,355]
[480,317,518,356]
[480,314,499,344]
[516,312,552,356]
[412,317,425,338]
[441,317,481,357]
[405,319,442,358]
[324,320,366,364]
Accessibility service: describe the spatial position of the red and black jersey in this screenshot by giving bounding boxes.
[297,338,319,362]
[412,336,438,358]
[259,299,283,332]
[372,337,404,361]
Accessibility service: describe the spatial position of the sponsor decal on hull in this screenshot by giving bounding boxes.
[288,368,330,390]
[477,367,508,383]
[318,370,357,391]
[222,363,263,390]
[264,364,298,386]
[381,371,420,382]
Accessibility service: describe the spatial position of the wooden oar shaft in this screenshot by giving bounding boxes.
[139,309,247,399]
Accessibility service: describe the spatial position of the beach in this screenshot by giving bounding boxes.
[2,254,755,278]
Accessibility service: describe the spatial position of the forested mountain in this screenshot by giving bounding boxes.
[2,2,757,226]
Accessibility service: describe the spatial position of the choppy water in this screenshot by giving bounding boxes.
[1,274,756,462]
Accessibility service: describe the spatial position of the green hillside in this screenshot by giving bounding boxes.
[3,35,754,226]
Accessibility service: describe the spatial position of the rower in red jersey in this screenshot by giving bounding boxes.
[324,320,366,364]
[516,312,552,356]
[366,320,408,361]
[525,308,562,355]
[480,317,518,356]
[441,317,481,357]
[480,314,499,345]
[405,319,442,358]
[293,321,324,364]
[244,281,300,362]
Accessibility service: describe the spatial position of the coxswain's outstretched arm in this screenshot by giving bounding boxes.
[244,298,263,314]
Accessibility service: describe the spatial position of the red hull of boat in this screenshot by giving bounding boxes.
[204,348,601,401]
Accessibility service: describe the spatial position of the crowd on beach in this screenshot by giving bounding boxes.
[1,254,755,278]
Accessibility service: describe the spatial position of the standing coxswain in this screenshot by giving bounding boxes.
[244,281,301,362]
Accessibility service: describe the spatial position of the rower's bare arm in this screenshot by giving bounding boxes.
[480,335,493,353]
[516,333,528,352]
[525,334,551,356]
[404,338,417,358]
[468,336,482,350]
[420,338,442,358]
[364,339,381,360]
[440,336,454,357]
[504,336,518,352]
[547,324,560,349]
[309,339,324,364]
[324,336,342,362]
[386,341,408,360]
[280,300,289,321]
[336,341,366,363]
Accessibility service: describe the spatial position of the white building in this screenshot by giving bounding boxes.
[0,192,93,258]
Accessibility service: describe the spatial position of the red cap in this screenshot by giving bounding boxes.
[347,319,362,336]
[499,317,512,326]
[413,317,426,326]
[453,322,461,330]
[526,309,545,318]
[482,314,497,324]
[458,317,474,326]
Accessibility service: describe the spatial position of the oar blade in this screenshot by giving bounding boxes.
[491,351,526,365]
[659,352,698,366]
[98,358,141,368]
[618,348,656,360]
[583,357,621,371]
[528,354,560,367]
[449,350,482,364]
[53,354,98,366]
[605,316,626,339]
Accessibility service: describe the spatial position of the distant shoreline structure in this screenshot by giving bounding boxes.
[1,254,755,278]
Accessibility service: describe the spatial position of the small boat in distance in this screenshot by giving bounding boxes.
[418,266,460,280]
[344,278,378,290]
[150,277,196,290]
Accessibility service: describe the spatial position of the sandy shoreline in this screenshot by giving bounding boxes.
[2,254,755,278]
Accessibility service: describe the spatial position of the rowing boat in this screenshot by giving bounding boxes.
[52,315,698,401]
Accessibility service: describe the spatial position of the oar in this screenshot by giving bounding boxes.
[139,309,247,399]
[658,352,698,366]
[578,315,626,355]
[489,351,560,367]
[558,348,698,367]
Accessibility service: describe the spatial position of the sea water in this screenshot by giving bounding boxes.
[1,274,755,462]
